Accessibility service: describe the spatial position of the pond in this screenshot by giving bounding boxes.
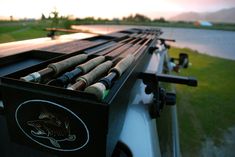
[72,25,235,60]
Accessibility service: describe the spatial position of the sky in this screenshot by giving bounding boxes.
[0,0,235,20]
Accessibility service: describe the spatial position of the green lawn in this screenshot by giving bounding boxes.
[169,47,235,156]
[0,21,44,43]
[0,27,46,43]
[0,20,72,43]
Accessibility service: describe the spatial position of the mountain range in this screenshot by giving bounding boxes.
[170,7,235,23]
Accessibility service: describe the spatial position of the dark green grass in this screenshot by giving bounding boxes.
[169,47,235,156]
[0,21,46,43]
[0,25,23,34]
[0,27,46,43]
[0,21,71,43]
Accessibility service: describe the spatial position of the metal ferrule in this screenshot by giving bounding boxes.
[20,72,41,82]
[66,87,74,90]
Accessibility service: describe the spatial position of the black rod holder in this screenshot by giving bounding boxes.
[138,72,197,118]
[157,74,197,87]
[158,38,176,42]
[139,72,197,87]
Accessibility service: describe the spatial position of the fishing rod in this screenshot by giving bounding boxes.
[111,33,154,59]
[67,32,154,91]
[107,33,150,58]
[84,32,157,100]
[67,60,113,91]
[47,56,106,87]
[85,32,142,55]
[47,32,150,87]
[20,32,148,83]
[20,54,88,83]
[96,32,148,56]
[93,32,148,57]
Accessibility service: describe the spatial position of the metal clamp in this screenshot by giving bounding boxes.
[170,53,189,69]
[139,72,197,118]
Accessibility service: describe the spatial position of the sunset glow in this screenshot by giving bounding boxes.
[0,0,235,20]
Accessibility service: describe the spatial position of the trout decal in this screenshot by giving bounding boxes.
[27,112,76,148]
[15,99,89,151]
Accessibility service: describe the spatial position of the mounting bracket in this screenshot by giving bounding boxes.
[139,72,197,118]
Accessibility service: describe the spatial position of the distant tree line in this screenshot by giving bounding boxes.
[40,11,169,28]
[122,14,151,22]
[75,14,168,24]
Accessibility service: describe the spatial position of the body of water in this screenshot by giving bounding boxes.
[72,25,235,60]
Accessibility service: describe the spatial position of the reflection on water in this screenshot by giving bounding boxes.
[161,27,235,60]
[72,25,235,60]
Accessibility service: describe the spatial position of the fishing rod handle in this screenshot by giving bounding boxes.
[77,60,113,86]
[85,82,107,100]
[110,54,135,77]
[48,54,88,75]
[48,56,105,86]
[77,56,105,73]
[85,55,135,99]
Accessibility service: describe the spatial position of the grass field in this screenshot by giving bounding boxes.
[169,47,235,156]
[0,21,45,43]
[0,20,72,43]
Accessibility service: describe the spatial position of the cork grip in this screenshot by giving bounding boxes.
[110,54,134,77]
[77,56,105,73]
[85,55,135,100]
[48,54,88,75]
[78,61,113,86]
[85,82,106,100]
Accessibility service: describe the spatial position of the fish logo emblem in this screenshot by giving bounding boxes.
[15,100,89,152]
[27,112,76,148]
